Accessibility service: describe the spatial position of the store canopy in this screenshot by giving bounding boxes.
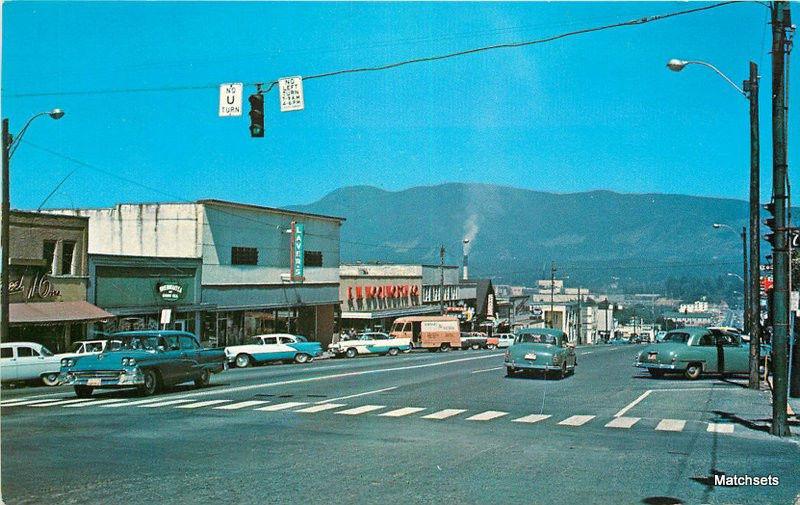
[10,301,115,326]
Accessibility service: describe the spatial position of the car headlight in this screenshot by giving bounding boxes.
[61,358,75,367]
[552,355,561,364]
[121,357,136,366]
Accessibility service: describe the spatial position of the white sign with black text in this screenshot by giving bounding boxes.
[278,77,304,112]
[218,83,243,117]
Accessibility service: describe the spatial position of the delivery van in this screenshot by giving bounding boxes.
[389,316,461,352]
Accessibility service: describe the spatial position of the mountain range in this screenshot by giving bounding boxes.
[289,183,754,290]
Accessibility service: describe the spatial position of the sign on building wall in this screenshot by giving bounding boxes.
[156,281,185,302]
[290,221,305,282]
[486,294,495,317]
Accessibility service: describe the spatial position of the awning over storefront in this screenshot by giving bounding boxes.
[340,305,440,320]
[10,301,115,326]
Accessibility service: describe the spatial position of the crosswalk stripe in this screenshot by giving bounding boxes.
[707,423,734,434]
[655,419,686,432]
[213,400,269,410]
[335,405,385,415]
[466,410,508,421]
[175,400,230,409]
[0,397,33,405]
[512,414,551,424]
[421,409,466,420]
[378,407,426,417]
[255,402,308,412]
[605,417,640,429]
[101,397,179,408]
[138,399,196,408]
[65,398,130,407]
[295,403,347,413]
[1,398,67,407]
[29,398,94,407]
[558,415,595,426]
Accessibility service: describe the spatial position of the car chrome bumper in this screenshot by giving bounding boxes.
[505,360,561,371]
[60,370,145,387]
[634,362,679,370]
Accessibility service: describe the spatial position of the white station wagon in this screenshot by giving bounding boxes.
[0,342,63,386]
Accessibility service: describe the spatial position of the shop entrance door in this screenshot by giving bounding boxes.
[216,317,229,347]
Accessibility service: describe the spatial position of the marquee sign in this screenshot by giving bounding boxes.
[290,221,305,282]
[347,284,419,300]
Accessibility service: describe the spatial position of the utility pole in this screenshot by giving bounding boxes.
[439,244,445,316]
[577,286,582,345]
[746,60,762,390]
[741,226,750,334]
[549,261,556,329]
[770,0,792,436]
[1,119,10,343]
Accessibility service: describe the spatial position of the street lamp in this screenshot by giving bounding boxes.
[1,109,66,343]
[669,57,761,391]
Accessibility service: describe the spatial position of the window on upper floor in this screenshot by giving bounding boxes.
[61,241,76,275]
[304,250,323,267]
[43,240,56,274]
[231,246,258,265]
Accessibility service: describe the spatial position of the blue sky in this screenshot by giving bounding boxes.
[1,1,796,211]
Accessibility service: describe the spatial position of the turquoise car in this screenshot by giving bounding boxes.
[634,327,756,380]
[504,328,577,379]
[60,330,226,397]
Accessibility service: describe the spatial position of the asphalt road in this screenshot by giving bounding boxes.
[2,345,799,505]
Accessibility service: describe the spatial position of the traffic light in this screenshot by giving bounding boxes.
[248,93,264,137]
[763,201,777,247]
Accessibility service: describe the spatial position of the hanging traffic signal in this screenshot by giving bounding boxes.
[763,202,776,230]
[249,93,264,137]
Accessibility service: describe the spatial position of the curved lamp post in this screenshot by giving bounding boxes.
[670,55,761,391]
[1,109,66,342]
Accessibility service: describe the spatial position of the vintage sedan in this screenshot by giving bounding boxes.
[504,328,576,379]
[328,332,411,358]
[0,342,62,386]
[634,326,754,380]
[59,330,227,397]
[225,333,322,368]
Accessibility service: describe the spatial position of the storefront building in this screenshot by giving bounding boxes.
[88,254,206,336]
[5,211,113,352]
[50,199,343,347]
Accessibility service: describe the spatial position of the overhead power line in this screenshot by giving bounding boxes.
[4,1,739,99]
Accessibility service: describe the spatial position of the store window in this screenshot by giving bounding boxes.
[304,250,323,267]
[61,241,76,275]
[43,240,57,274]
[231,246,258,265]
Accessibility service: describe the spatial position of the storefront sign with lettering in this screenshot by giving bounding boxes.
[9,272,61,300]
[290,221,305,282]
[156,281,185,301]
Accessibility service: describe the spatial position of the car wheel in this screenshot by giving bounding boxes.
[387,348,399,356]
[684,363,702,380]
[649,369,666,378]
[470,343,480,350]
[41,373,60,387]
[74,385,93,398]
[486,344,497,350]
[440,343,451,352]
[345,348,358,358]
[194,369,211,388]
[138,369,160,396]
[294,353,311,364]
[506,366,515,377]
[235,354,251,368]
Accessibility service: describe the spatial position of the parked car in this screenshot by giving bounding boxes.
[225,333,322,368]
[504,328,577,379]
[59,330,227,397]
[496,333,515,348]
[608,336,631,345]
[61,339,122,357]
[634,326,765,380]
[460,332,488,350]
[654,331,668,343]
[0,342,62,386]
[328,332,411,358]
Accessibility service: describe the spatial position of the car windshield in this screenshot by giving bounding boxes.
[662,332,690,343]
[517,334,557,345]
[119,336,163,351]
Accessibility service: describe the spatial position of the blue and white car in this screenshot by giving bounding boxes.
[225,333,322,368]
[328,332,411,358]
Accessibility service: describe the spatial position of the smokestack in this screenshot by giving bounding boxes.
[462,238,470,280]
[463,253,468,280]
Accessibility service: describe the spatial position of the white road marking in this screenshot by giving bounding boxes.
[64,398,130,408]
[512,414,551,424]
[579,352,594,356]
[707,423,735,434]
[605,416,640,429]
[175,399,230,409]
[466,410,508,421]
[255,402,308,411]
[558,415,595,426]
[0,397,32,405]
[320,386,398,404]
[655,419,686,432]
[29,398,95,407]
[139,399,196,408]
[178,353,504,399]
[101,397,179,408]
[614,390,652,417]
[213,400,269,410]
[378,407,426,417]
[1,398,69,407]
[335,405,385,415]
[421,409,466,420]
[471,366,504,374]
[295,403,347,413]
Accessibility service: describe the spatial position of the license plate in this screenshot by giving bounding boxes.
[647,353,657,361]
[87,378,102,386]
